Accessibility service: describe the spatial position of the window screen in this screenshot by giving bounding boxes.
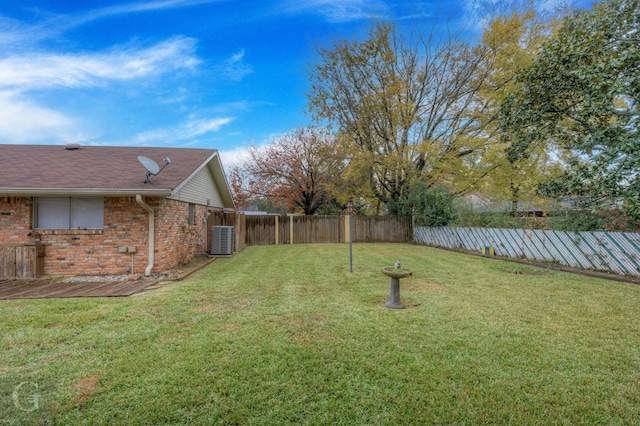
[35,198,70,229]
[189,203,195,226]
[35,197,104,229]
[71,198,103,228]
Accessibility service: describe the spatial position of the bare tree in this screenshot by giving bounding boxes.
[230,127,344,214]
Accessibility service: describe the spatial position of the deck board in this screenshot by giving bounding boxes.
[0,278,156,299]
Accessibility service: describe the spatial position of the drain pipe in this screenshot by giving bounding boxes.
[136,195,155,276]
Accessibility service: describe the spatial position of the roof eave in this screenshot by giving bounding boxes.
[0,188,174,197]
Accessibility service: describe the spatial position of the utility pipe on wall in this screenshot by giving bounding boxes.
[136,194,155,276]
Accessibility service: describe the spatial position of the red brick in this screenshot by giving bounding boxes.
[0,196,220,276]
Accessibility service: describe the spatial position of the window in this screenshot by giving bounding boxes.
[35,197,104,229]
[188,203,195,226]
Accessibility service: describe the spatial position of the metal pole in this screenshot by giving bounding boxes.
[349,214,353,273]
[346,199,354,273]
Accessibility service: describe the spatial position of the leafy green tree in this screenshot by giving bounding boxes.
[307,22,491,210]
[501,0,640,218]
[461,10,566,212]
[391,181,456,226]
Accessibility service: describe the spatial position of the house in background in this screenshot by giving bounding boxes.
[0,144,235,277]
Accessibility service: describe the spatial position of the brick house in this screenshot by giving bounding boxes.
[0,144,235,277]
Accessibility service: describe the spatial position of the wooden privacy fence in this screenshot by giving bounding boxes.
[351,216,413,243]
[243,215,412,246]
[210,214,412,249]
[414,226,640,277]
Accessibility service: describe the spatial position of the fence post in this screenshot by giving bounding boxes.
[349,215,353,272]
[275,215,279,245]
[289,214,294,245]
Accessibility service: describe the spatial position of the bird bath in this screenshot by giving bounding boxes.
[381,266,412,309]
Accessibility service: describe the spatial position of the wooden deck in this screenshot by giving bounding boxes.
[0,278,156,300]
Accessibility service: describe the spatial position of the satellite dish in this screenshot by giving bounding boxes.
[138,156,171,183]
[138,156,160,175]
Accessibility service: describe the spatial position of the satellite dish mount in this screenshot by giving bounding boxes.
[138,156,171,184]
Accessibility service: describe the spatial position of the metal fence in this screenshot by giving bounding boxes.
[414,226,640,277]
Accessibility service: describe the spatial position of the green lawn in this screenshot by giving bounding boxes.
[2,243,640,425]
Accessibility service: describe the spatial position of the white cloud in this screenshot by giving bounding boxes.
[216,49,253,82]
[209,100,276,114]
[0,36,201,143]
[88,0,220,16]
[0,0,226,47]
[0,91,82,143]
[71,0,225,27]
[463,0,587,26]
[218,129,300,169]
[279,0,386,22]
[184,117,235,137]
[0,16,31,48]
[133,116,235,144]
[0,1,239,146]
[217,146,252,169]
[0,37,199,90]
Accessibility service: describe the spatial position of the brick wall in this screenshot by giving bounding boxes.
[0,196,218,276]
[152,198,214,272]
[0,197,33,245]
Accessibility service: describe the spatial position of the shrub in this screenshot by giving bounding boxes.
[390,182,456,226]
[546,210,604,232]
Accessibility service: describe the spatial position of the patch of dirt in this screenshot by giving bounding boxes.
[224,323,243,331]
[40,353,69,363]
[501,269,548,275]
[169,255,218,280]
[265,313,339,344]
[62,254,216,284]
[71,374,100,406]
[193,305,214,313]
[377,301,422,309]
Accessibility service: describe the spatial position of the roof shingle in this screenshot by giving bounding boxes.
[0,144,218,194]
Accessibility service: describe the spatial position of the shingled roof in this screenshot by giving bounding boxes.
[0,144,233,205]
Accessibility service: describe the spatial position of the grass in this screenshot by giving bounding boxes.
[2,243,640,425]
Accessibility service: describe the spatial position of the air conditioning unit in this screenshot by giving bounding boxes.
[211,226,234,255]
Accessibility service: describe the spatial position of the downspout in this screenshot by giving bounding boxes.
[136,195,155,276]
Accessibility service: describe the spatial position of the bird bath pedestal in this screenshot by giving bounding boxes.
[381,267,412,309]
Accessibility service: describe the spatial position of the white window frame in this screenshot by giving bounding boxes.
[34,197,104,229]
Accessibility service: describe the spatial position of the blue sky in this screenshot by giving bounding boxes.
[0,0,592,167]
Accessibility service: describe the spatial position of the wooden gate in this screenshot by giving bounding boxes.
[0,244,45,280]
